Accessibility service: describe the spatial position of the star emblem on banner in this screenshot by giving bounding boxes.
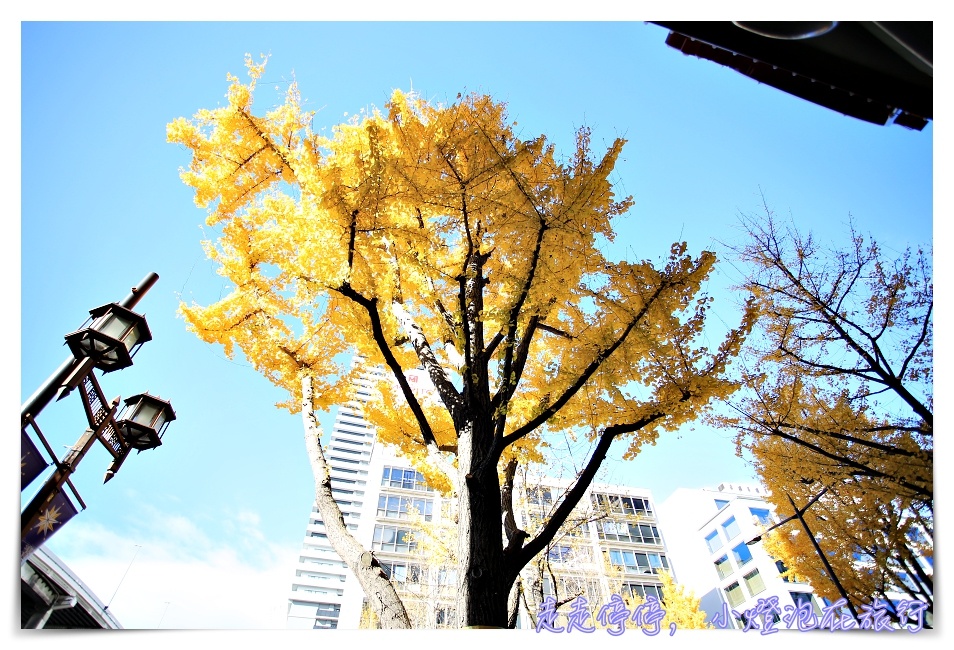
[34,505,63,537]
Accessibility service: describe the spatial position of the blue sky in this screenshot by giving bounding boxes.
[16,18,934,634]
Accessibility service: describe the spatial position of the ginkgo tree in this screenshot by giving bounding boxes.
[721,209,933,621]
[168,57,754,628]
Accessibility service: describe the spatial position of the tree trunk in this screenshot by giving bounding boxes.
[302,376,412,629]
[456,417,510,627]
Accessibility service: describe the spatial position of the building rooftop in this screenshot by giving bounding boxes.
[21,546,122,629]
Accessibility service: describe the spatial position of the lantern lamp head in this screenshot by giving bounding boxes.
[64,303,153,373]
[115,393,176,451]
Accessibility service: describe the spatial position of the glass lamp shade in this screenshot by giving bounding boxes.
[64,304,153,372]
[115,393,176,451]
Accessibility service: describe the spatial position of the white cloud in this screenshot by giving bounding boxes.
[43,506,299,629]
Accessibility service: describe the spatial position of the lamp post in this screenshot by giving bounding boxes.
[21,272,158,423]
[20,273,175,564]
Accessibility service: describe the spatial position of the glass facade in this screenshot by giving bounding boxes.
[372,524,418,553]
[749,507,772,526]
[592,492,654,517]
[725,581,745,607]
[607,548,670,574]
[381,466,433,492]
[623,582,665,602]
[376,495,434,521]
[599,520,663,545]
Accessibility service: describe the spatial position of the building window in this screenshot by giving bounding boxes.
[372,525,418,553]
[725,581,745,608]
[623,582,665,603]
[705,530,723,553]
[608,549,669,574]
[377,495,434,521]
[381,466,433,492]
[749,507,772,526]
[715,499,730,510]
[731,542,753,567]
[591,493,653,517]
[563,519,590,538]
[547,545,574,562]
[722,516,741,540]
[775,559,793,582]
[738,607,778,630]
[715,555,733,580]
[330,443,366,454]
[378,560,423,586]
[315,603,341,617]
[437,567,457,586]
[598,520,662,545]
[436,607,457,627]
[743,569,765,596]
[527,487,554,508]
[790,591,821,615]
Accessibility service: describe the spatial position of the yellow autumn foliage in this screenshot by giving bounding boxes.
[722,211,933,616]
[170,57,753,472]
[169,57,756,626]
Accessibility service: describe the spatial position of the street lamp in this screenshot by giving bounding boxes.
[98,394,177,486]
[115,393,176,451]
[21,273,175,564]
[64,303,153,373]
[22,272,160,421]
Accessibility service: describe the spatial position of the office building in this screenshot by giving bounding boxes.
[656,482,822,629]
[513,477,673,627]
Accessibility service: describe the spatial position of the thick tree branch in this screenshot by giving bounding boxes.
[751,425,931,499]
[501,457,529,555]
[499,276,677,450]
[390,300,463,419]
[301,375,411,629]
[492,316,539,439]
[491,219,548,413]
[334,284,445,453]
[507,414,666,577]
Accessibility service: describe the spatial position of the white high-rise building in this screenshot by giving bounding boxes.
[656,482,822,629]
[286,364,459,629]
[286,363,382,629]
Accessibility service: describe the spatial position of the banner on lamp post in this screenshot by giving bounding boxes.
[21,490,79,562]
[21,429,49,492]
